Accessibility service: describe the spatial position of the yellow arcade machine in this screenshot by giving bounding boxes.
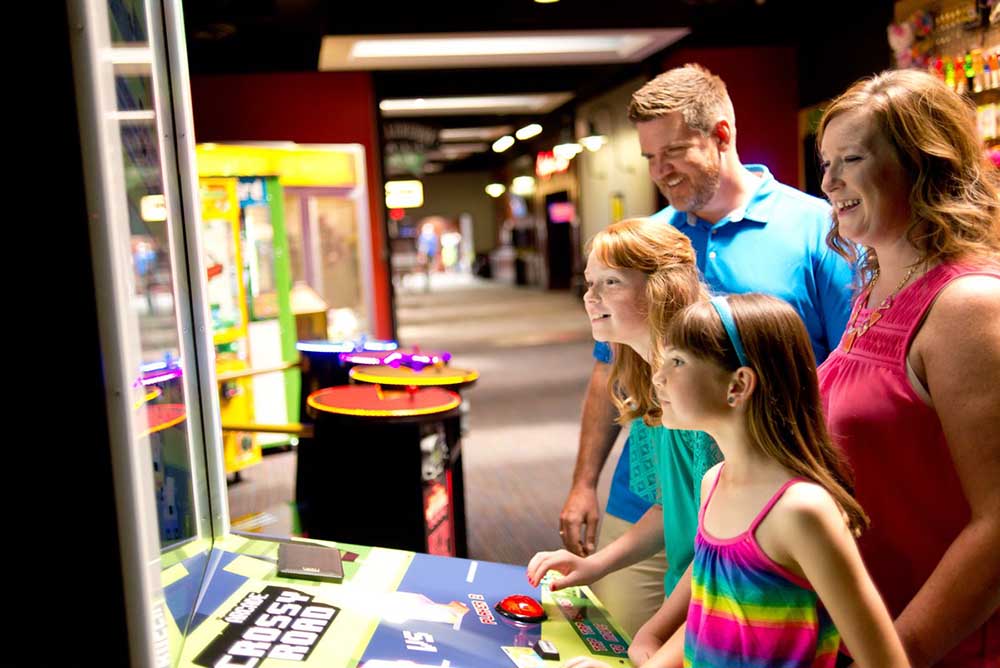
[200,177,262,474]
[196,142,377,344]
[195,142,378,462]
[234,175,300,452]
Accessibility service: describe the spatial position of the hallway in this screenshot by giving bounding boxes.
[228,276,625,566]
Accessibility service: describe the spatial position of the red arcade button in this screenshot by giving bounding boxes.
[495,594,547,623]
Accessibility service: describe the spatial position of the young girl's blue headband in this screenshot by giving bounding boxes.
[709,296,749,368]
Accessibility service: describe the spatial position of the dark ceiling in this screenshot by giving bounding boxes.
[182,0,889,173]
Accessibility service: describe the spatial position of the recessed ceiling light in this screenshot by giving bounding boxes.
[553,142,583,160]
[515,123,543,140]
[492,135,515,153]
[511,176,536,195]
[485,183,507,198]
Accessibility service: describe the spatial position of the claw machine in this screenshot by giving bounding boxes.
[200,177,261,474]
[237,176,299,451]
[198,173,300,460]
[196,143,377,344]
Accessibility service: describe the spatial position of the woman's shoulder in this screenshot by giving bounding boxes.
[934,270,1000,307]
[920,270,1000,343]
[923,261,1000,305]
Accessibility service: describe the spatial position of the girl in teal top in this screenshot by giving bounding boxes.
[526,217,720,645]
[627,419,719,597]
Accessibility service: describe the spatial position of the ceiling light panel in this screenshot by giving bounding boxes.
[379,93,573,117]
[434,142,488,153]
[354,36,631,58]
[319,29,690,70]
[438,126,514,142]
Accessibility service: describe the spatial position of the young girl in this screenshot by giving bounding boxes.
[637,293,908,668]
[527,218,721,656]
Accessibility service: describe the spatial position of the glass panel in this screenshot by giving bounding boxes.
[108,11,196,553]
[282,193,306,284]
[200,179,246,337]
[311,195,366,339]
[107,0,147,44]
[314,195,362,299]
[239,177,279,320]
[245,204,278,318]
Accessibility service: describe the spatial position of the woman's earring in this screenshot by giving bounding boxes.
[727,395,736,405]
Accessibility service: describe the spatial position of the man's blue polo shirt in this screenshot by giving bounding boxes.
[596,164,853,523]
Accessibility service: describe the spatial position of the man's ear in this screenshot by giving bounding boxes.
[713,120,732,150]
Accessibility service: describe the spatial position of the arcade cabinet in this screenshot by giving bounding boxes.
[70,2,633,665]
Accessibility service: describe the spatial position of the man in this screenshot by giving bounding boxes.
[416,221,438,292]
[559,63,853,641]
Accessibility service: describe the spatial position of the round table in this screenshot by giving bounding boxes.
[297,384,466,557]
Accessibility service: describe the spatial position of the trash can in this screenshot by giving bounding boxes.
[347,363,478,557]
[296,384,463,556]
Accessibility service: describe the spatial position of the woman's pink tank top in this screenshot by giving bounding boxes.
[818,262,1000,666]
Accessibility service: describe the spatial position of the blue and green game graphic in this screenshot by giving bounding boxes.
[359,554,629,667]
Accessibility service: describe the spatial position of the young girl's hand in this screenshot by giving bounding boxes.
[525,549,599,589]
[627,634,659,666]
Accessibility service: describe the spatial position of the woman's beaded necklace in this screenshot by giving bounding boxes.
[842,264,918,352]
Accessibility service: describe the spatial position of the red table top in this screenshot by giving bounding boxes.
[307,384,461,418]
[141,403,187,437]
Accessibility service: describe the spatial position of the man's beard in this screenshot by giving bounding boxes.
[662,162,721,212]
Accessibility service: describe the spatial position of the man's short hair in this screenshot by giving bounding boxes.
[628,63,735,135]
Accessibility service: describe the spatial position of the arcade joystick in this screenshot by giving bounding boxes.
[495,594,547,623]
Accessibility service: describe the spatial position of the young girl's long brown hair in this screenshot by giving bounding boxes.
[666,293,869,535]
[589,218,707,426]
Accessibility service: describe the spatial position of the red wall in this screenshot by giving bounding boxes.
[190,71,392,339]
[659,46,799,188]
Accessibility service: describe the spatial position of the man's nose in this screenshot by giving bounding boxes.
[650,157,669,179]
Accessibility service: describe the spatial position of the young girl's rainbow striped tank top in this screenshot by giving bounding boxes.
[684,467,842,667]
